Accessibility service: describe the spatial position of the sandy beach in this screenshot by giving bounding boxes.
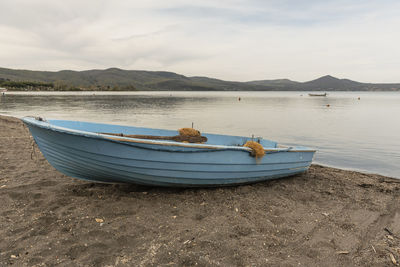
[1,115,400,266]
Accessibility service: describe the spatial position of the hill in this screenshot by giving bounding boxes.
[302,75,400,91]
[0,67,399,91]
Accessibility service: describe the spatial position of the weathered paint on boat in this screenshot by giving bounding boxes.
[22,117,316,187]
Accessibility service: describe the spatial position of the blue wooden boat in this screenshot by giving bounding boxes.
[22,117,316,187]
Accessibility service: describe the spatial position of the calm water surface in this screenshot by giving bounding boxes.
[1,91,399,178]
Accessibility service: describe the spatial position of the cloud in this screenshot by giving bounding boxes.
[0,0,399,82]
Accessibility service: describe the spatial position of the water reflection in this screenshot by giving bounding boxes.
[1,91,399,178]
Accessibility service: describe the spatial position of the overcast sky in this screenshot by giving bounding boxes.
[0,0,399,82]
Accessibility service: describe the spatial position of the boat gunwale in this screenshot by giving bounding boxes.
[22,117,316,153]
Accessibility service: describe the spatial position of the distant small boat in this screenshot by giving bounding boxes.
[308,93,327,97]
[22,117,316,187]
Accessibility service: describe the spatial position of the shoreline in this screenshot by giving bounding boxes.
[312,160,400,180]
[1,115,400,266]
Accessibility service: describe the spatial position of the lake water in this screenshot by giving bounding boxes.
[1,91,399,178]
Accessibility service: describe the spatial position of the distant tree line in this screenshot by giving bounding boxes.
[0,79,137,91]
[0,80,58,91]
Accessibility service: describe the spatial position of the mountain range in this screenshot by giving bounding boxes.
[0,67,399,91]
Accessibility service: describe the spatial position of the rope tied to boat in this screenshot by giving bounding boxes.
[243,141,265,158]
[30,137,38,160]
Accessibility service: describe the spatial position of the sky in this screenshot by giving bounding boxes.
[0,0,399,82]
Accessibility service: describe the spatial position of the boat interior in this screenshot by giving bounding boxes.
[48,120,278,148]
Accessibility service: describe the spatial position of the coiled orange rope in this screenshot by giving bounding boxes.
[178,128,201,137]
[244,141,265,158]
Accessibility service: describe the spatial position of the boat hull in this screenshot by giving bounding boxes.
[23,118,315,187]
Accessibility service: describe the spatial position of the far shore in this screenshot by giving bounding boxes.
[2,89,400,92]
[1,115,400,266]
